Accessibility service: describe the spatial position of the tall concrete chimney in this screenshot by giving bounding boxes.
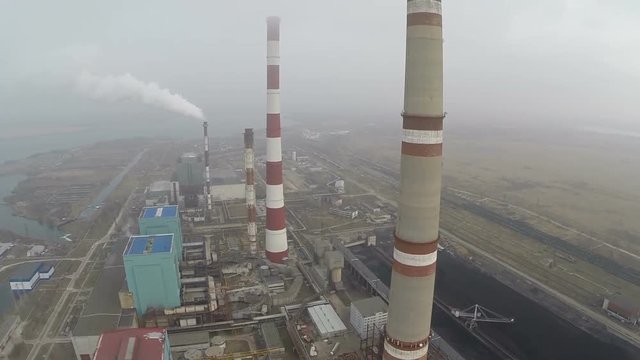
[265,16,288,263]
[244,128,257,255]
[384,1,444,359]
[203,121,212,213]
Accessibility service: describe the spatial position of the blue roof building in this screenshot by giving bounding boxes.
[138,205,182,258]
[123,235,181,316]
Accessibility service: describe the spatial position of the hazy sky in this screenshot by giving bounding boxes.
[1,0,639,135]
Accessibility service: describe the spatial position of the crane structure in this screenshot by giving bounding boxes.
[451,304,515,330]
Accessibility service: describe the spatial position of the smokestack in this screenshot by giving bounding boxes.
[203,121,212,213]
[384,1,444,359]
[265,16,288,263]
[245,128,257,255]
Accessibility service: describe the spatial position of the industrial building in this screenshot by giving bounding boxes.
[329,207,359,219]
[27,244,45,257]
[176,153,204,190]
[603,296,640,326]
[123,234,181,317]
[138,205,183,256]
[145,180,177,206]
[209,183,245,201]
[350,296,388,339]
[307,304,348,339]
[93,328,172,360]
[260,322,285,358]
[9,262,54,291]
[176,152,204,208]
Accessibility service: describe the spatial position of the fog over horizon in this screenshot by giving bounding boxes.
[1,0,639,139]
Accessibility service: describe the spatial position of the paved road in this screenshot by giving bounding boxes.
[25,190,135,360]
[0,257,82,274]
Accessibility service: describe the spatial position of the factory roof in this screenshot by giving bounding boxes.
[307,304,347,336]
[607,296,640,317]
[168,331,210,347]
[148,181,172,193]
[93,328,167,360]
[261,322,284,350]
[181,152,199,159]
[140,205,178,219]
[73,239,127,336]
[352,296,388,318]
[124,235,173,256]
[9,262,54,282]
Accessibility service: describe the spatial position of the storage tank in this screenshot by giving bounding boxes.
[184,349,203,360]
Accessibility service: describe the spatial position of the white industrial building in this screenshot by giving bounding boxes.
[350,296,388,339]
[9,263,55,291]
[27,245,45,257]
[209,184,245,201]
[307,304,347,339]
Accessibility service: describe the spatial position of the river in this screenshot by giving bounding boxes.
[0,175,62,242]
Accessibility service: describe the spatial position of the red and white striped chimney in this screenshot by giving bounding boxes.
[384,0,444,359]
[244,128,257,255]
[265,16,288,263]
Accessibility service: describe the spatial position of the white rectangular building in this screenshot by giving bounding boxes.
[9,263,55,291]
[307,304,347,339]
[350,296,388,339]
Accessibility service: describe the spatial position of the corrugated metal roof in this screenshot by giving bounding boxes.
[124,235,173,256]
[168,331,209,347]
[9,262,41,282]
[93,328,167,360]
[307,304,347,336]
[9,262,54,282]
[140,205,178,219]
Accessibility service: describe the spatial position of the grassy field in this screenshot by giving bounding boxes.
[331,124,640,261]
[49,342,76,360]
[297,124,640,335]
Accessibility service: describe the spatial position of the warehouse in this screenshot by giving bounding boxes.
[603,296,640,325]
[9,263,55,291]
[307,304,347,338]
[93,328,172,360]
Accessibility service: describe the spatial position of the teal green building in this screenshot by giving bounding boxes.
[139,205,182,257]
[123,234,181,316]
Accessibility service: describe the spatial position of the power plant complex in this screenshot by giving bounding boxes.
[61,2,549,359]
[66,7,454,360]
[9,1,640,360]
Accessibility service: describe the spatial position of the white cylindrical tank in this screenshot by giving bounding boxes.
[205,346,225,357]
[211,336,226,348]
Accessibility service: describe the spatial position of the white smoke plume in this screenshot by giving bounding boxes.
[76,71,204,119]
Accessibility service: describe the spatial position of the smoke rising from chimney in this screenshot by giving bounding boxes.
[76,71,204,119]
